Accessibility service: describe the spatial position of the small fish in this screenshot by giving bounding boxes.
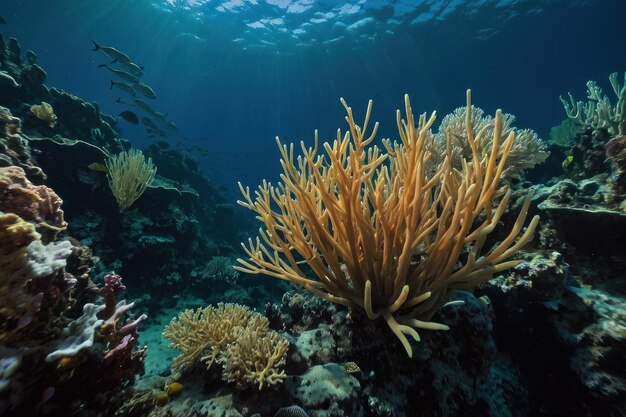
[88,162,108,172]
[0,16,6,24]
[0,71,19,87]
[478,295,491,305]
[157,141,170,149]
[152,111,168,122]
[142,117,167,136]
[562,155,574,168]
[98,64,140,84]
[92,40,131,64]
[133,83,157,99]
[134,99,158,116]
[162,120,179,132]
[344,361,361,374]
[110,80,136,96]
[119,111,139,124]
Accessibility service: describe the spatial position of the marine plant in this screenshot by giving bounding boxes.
[235,90,539,357]
[105,148,156,209]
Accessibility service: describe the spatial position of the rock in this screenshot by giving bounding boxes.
[285,363,361,417]
[7,37,21,66]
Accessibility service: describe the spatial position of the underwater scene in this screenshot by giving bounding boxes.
[1,0,625,416]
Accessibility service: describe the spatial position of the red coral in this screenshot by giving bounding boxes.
[0,166,67,242]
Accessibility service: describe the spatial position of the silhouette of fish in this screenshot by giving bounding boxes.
[110,80,136,96]
[118,61,143,77]
[0,16,6,24]
[134,99,158,116]
[92,40,131,64]
[98,64,140,84]
[134,83,157,99]
[119,111,139,124]
[157,141,170,149]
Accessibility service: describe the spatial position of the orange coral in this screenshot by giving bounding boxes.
[0,166,67,243]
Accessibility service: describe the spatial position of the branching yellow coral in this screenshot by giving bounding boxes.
[235,90,539,357]
[30,102,57,128]
[163,303,288,389]
[219,325,289,390]
[105,149,156,209]
[163,303,255,372]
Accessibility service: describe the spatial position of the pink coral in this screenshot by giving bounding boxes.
[99,273,125,319]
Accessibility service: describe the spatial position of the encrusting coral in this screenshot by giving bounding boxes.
[0,165,67,243]
[0,212,40,340]
[30,101,57,128]
[164,303,289,389]
[236,90,539,357]
[0,106,44,178]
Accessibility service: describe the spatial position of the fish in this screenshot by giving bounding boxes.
[142,117,167,137]
[134,99,158,116]
[88,162,108,172]
[0,16,6,24]
[157,141,170,149]
[152,111,168,122]
[98,64,140,84]
[110,80,136,96]
[118,60,144,77]
[119,111,139,124]
[0,71,19,87]
[562,155,574,168]
[92,40,131,64]
[115,97,131,105]
[133,83,157,99]
[161,120,180,132]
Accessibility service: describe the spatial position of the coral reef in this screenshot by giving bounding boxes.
[1,29,625,417]
[0,36,250,312]
[0,170,146,416]
[0,106,43,178]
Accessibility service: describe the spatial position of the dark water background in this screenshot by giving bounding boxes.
[2,0,625,193]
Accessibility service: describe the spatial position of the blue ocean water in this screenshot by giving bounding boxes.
[3,0,624,191]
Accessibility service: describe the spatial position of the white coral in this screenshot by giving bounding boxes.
[560,72,626,136]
